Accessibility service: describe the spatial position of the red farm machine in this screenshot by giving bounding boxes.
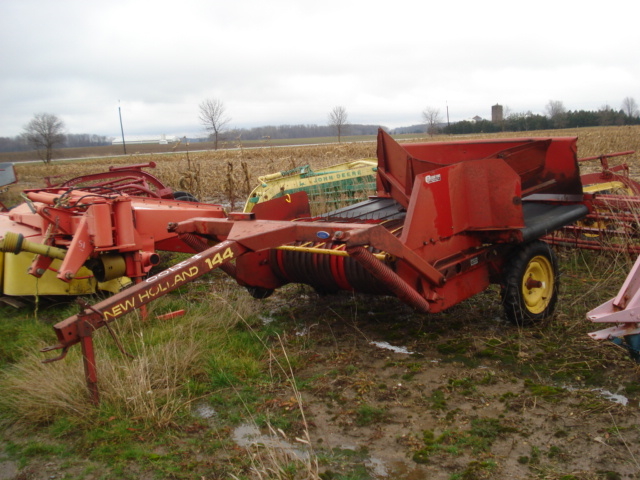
[0,162,226,302]
[2,129,639,403]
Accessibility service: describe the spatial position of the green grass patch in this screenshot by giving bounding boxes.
[450,459,498,480]
[318,447,373,480]
[0,306,53,368]
[524,379,567,402]
[413,417,517,465]
[3,439,73,469]
[427,388,447,410]
[355,404,388,427]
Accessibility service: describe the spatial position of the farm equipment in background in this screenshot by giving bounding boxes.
[535,148,640,363]
[0,162,17,212]
[0,162,227,305]
[19,129,601,403]
[243,160,377,213]
[583,152,640,363]
[544,150,640,253]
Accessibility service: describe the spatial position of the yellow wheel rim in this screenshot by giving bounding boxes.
[521,255,554,314]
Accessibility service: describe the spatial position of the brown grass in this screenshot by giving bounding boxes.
[0,289,259,427]
[6,126,639,207]
[0,347,93,424]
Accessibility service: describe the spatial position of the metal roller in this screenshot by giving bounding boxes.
[270,219,403,294]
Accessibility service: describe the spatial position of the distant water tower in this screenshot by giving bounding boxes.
[492,104,503,123]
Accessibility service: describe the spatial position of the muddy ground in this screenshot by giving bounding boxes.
[2,278,640,480]
[257,285,640,480]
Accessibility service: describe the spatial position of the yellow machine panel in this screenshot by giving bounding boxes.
[3,251,98,296]
[583,181,632,195]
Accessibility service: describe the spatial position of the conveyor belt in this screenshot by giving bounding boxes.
[320,197,406,222]
[521,202,589,242]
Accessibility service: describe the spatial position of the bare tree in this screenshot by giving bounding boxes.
[199,98,230,150]
[545,100,567,128]
[622,97,639,118]
[598,104,615,126]
[328,106,349,143]
[545,100,566,118]
[422,107,441,136]
[22,113,66,164]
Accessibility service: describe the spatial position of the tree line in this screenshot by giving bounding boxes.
[225,123,382,142]
[428,98,640,135]
[0,132,111,153]
[443,108,640,135]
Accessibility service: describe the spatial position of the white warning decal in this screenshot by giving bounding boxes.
[425,174,442,184]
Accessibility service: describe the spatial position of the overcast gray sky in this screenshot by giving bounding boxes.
[1,0,638,138]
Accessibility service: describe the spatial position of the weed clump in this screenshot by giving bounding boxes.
[524,379,566,402]
[354,404,388,426]
[412,417,516,465]
[428,388,447,410]
[436,338,473,355]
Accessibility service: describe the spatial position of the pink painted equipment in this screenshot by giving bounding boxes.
[588,256,640,361]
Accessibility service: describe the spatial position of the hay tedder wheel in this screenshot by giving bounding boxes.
[502,241,559,326]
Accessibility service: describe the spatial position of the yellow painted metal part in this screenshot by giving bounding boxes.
[2,251,131,296]
[522,255,554,314]
[98,277,132,294]
[275,244,388,261]
[583,181,632,195]
[3,251,96,295]
[580,181,632,236]
[0,231,67,260]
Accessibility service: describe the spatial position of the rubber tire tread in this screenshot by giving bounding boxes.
[501,240,559,326]
[246,286,275,299]
[173,191,199,202]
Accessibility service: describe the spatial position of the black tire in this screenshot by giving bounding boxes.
[313,286,340,296]
[501,241,559,326]
[173,191,199,202]
[246,286,274,299]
